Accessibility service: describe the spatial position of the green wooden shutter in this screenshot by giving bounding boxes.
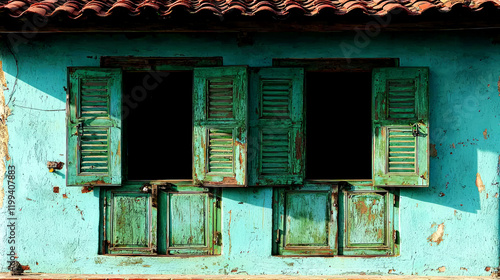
[193,67,248,186]
[67,68,122,186]
[372,67,429,187]
[272,184,337,256]
[104,188,157,255]
[157,187,221,255]
[339,187,397,256]
[249,68,304,186]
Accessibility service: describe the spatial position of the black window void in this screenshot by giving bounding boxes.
[306,72,372,180]
[123,71,193,180]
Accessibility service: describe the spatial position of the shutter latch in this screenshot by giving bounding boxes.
[411,121,427,137]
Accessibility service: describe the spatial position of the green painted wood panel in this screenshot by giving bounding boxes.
[67,68,122,186]
[372,67,429,187]
[193,67,248,186]
[169,193,208,248]
[273,184,337,256]
[105,190,157,255]
[249,68,304,186]
[340,187,395,256]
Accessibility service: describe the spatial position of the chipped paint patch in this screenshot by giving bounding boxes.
[438,266,446,273]
[53,187,60,193]
[483,129,489,139]
[81,186,93,193]
[476,173,485,193]
[427,223,445,245]
[0,61,11,209]
[117,258,143,266]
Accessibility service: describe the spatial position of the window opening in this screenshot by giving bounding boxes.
[305,72,372,179]
[123,71,193,180]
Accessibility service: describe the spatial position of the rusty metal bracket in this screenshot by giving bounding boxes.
[411,121,427,137]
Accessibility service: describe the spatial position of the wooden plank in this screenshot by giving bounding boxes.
[273,58,398,72]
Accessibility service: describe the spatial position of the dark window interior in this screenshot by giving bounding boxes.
[306,72,372,179]
[123,71,193,180]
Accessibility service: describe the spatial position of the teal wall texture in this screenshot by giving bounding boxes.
[0,31,498,276]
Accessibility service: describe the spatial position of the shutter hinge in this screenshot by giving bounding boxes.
[215,197,221,209]
[393,230,399,244]
[214,231,222,246]
[275,229,280,243]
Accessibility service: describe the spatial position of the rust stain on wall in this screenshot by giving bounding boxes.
[427,223,445,245]
[483,129,489,139]
[0,61,11,209]
[476,173,485,193]
[228,210,232,255]
[53,187,60,193]
[497,76,500,96]
[430,144,437,158]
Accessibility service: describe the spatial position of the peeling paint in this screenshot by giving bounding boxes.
[53,187,60,193]
[497,76,500,96]
[483,128,489,139]
[228,210,232,255]
[427,223,445,245]
[438,266,446,273]
[476,173,485,193]
[0,61,11,209]
[81,186,93,193]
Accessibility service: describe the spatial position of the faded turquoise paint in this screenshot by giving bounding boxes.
[0,31,499,276]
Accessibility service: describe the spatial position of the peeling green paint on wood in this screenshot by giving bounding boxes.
[193,67,248,186]
[67,68,122,186]
[372,67,429,187]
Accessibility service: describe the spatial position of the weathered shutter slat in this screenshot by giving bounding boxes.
[372,67,429,187]
[193,67,247,186]
[249,68,304,186]
[67,68,122,186]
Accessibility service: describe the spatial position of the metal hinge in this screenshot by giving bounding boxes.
[215,197,221,209]
[214,231,222,246]
[393,230,399,244]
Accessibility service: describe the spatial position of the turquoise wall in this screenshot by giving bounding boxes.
[0,31,499,276]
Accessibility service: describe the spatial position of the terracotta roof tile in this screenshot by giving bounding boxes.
[0,0,498,19]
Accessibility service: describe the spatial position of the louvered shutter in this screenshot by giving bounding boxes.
[193,67,248,186]
[372,68,429,187]
[249,68,304,186]
[67,68,122,186]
